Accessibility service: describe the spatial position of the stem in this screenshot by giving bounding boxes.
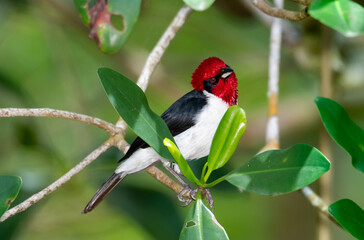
[0,108,120,135]
[251,0,309,21]
[136,4,193,92]
[203,168,213,183]
[289,0,312,6]
[200,162,208,183]
[301,187,342,229]
[203,176,226,189]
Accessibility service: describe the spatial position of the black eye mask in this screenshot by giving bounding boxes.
[203,74,222,93]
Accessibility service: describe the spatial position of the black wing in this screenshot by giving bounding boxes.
[119,90,207,162]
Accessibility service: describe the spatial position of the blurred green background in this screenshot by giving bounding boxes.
[0,0,364,239]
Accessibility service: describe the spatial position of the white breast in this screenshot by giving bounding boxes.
[174,91,229,160]
[115,91,229,175]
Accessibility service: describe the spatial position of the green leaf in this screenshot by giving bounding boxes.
[315,97,364,173]
[180,199,229,240]
[309,0,364,37]
[98,67,175,161]
[204,106,246,183]
[0,176,22,217]
[74,0,141,53]
[164,138,202,185]
[226,144,330,196]
[183,0,215,11]
[329,199,364,239]
[74,0,91,25]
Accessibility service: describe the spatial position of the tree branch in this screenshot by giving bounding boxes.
[261,0,282,152]
[289,0,312,6]
[251,0,309,21]
[0,108,120,135]
[136,4,193,91]
[0,139,113,222]
[301,187,342,229]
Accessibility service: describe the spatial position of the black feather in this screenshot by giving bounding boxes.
[119,90,207,162]
[83,173,125,214]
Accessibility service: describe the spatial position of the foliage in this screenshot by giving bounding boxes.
[74,0,141,53]
[1,0,364,239]
[226,145,330,195]
[0,176,21,218]
[100,68,332,238]
[309,0,364,37]
[315,97,364,173]
[329,199,364,239]
[180,196,229,240]
[183,0,215,11]
[315,98,364,238]
[98,67,175,161]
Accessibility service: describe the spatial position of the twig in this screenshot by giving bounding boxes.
[261,0,282,152]
[146,167,189,198]
[136,4,193,91]
[0,139,113,222]
[301,187,342,229]
[0,108,120,135]
[289,0,312,6]
[240,0,302,47]
[251,0,309,21]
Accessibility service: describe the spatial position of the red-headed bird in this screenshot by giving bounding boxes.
[83,57,238,213]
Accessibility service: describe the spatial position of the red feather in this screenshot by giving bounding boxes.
[191,57,238,106]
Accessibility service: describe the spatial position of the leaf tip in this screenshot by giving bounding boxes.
[163,138,172,147]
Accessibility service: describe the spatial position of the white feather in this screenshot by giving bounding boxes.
[115,91,229,175]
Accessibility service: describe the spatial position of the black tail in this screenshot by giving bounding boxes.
[83,173,125,214]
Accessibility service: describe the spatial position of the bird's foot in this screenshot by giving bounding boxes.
[177,185,214,211]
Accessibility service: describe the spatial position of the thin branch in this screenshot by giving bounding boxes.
[0,139,113,222]
[136,4,193,91]
[146,166,189,198]
[0,108,120,135]
[289,0,312,6]
[301,187,342,229]
[241,0,302,47]
[262,0,282,152]
[251,0,309,21]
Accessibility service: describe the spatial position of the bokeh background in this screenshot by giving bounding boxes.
[1,0,364,239]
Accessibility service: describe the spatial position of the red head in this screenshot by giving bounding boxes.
[191,57,238,106]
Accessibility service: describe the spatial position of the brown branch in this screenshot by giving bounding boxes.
[0,139,113,222]
[0,108,120,135]
[251,0,309,21]
[289,0,312,6]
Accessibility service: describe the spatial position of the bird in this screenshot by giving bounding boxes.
[83,57,238,213]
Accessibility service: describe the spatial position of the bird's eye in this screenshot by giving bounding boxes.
[210,78,216,83]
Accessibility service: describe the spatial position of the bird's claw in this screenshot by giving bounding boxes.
[177,185,214,211]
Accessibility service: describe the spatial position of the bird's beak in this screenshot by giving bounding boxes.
[221,66,234,79]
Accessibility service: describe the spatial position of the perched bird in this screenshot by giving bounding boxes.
[83,57,238,213]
